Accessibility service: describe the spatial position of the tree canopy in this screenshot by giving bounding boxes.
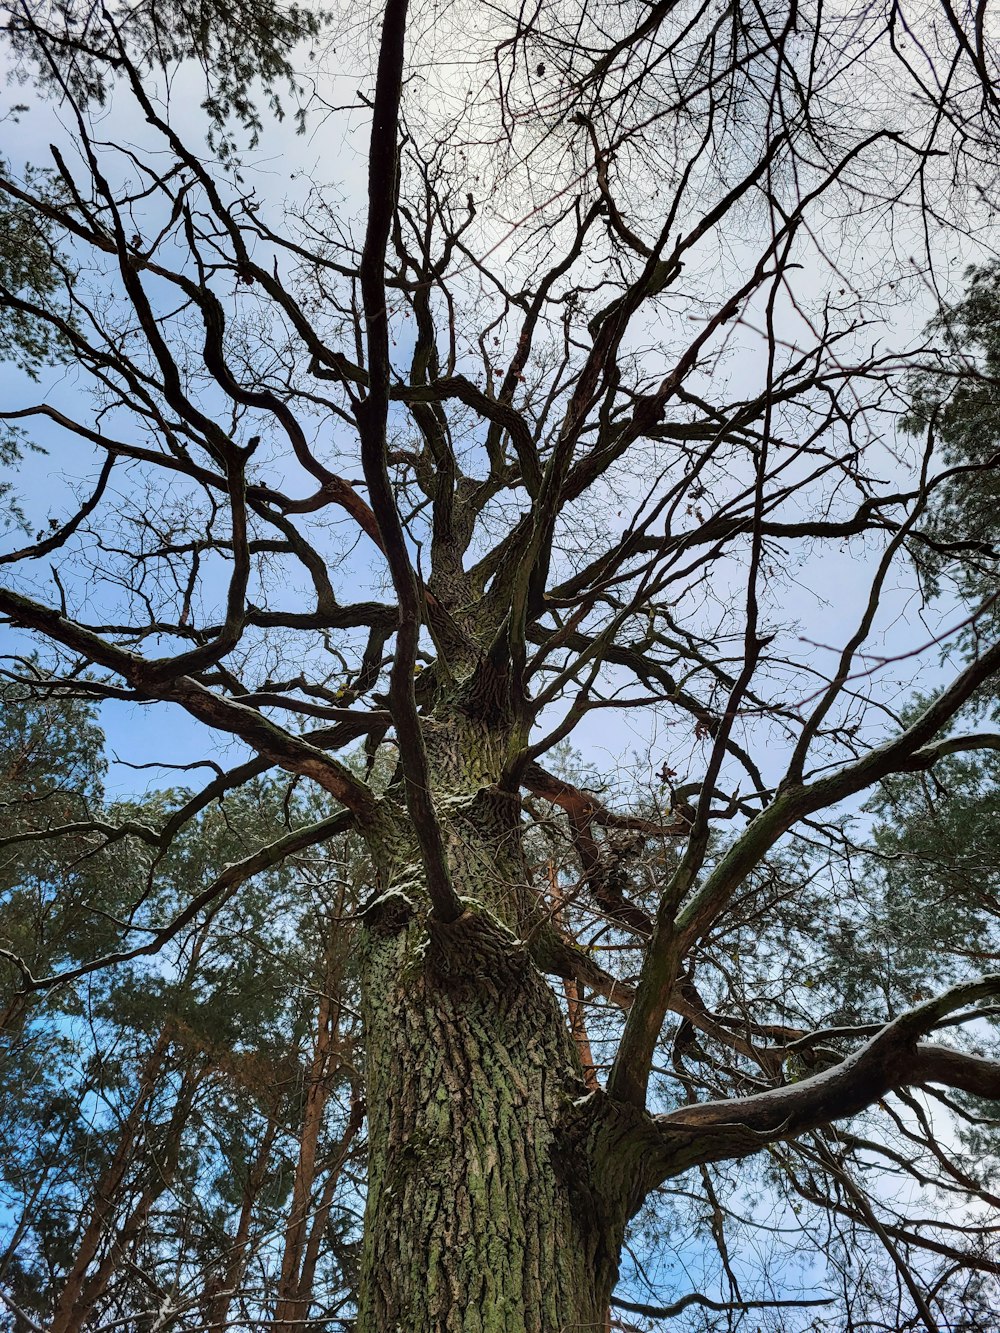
[2,0,1000,1329]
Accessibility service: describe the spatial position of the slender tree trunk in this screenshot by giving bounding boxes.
[564,979,600,1093]
[49,1028,172,1333]
[52,1066,202,1333]
[269,981,339,1333]
[204,1117,279,1331]
[51,932,210,1333]
[549,865,601,1093]
[295,1092,365,1318]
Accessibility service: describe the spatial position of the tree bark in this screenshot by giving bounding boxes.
[356,890,632,1333]
[348,698,652,1333]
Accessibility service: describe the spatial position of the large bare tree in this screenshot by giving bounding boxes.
[2,0,1000,1327]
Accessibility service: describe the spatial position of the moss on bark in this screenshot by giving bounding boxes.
[357,902,628,1332]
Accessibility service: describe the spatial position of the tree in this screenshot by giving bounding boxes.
[0,677,108,1031]
[2,0,1000,1327]
[0,696,366,1331]
[903,258,1000,641]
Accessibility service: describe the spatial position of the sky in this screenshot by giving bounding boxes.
[2,6,1000,1324]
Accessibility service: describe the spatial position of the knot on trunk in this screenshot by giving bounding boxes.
[426,901,530,990]
[454,655,515,723]
[359,886,416,937]
[557,1089,663,1220]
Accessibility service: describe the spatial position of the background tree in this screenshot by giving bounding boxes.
[2,0,1000,1328]
[0,699,367,1332]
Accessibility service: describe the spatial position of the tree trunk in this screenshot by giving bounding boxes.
[350,710,646,1332]
[357,897,630,1333]
[549,865,601,1093]
[204,1117,279,1331]
[270,973,341,1333]
[53,1066,202,1333]
[51,930,212,1333]
[296,1093,365,1322]
[49,1028,172,1333]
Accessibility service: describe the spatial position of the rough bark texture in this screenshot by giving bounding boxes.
[348,702,656,1332]
[357,895,629,1333]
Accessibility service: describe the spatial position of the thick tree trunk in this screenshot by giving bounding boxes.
[350,711,646,1332]
[356,898,630,1333]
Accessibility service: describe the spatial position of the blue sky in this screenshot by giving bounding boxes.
[3,25,1000,1325]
